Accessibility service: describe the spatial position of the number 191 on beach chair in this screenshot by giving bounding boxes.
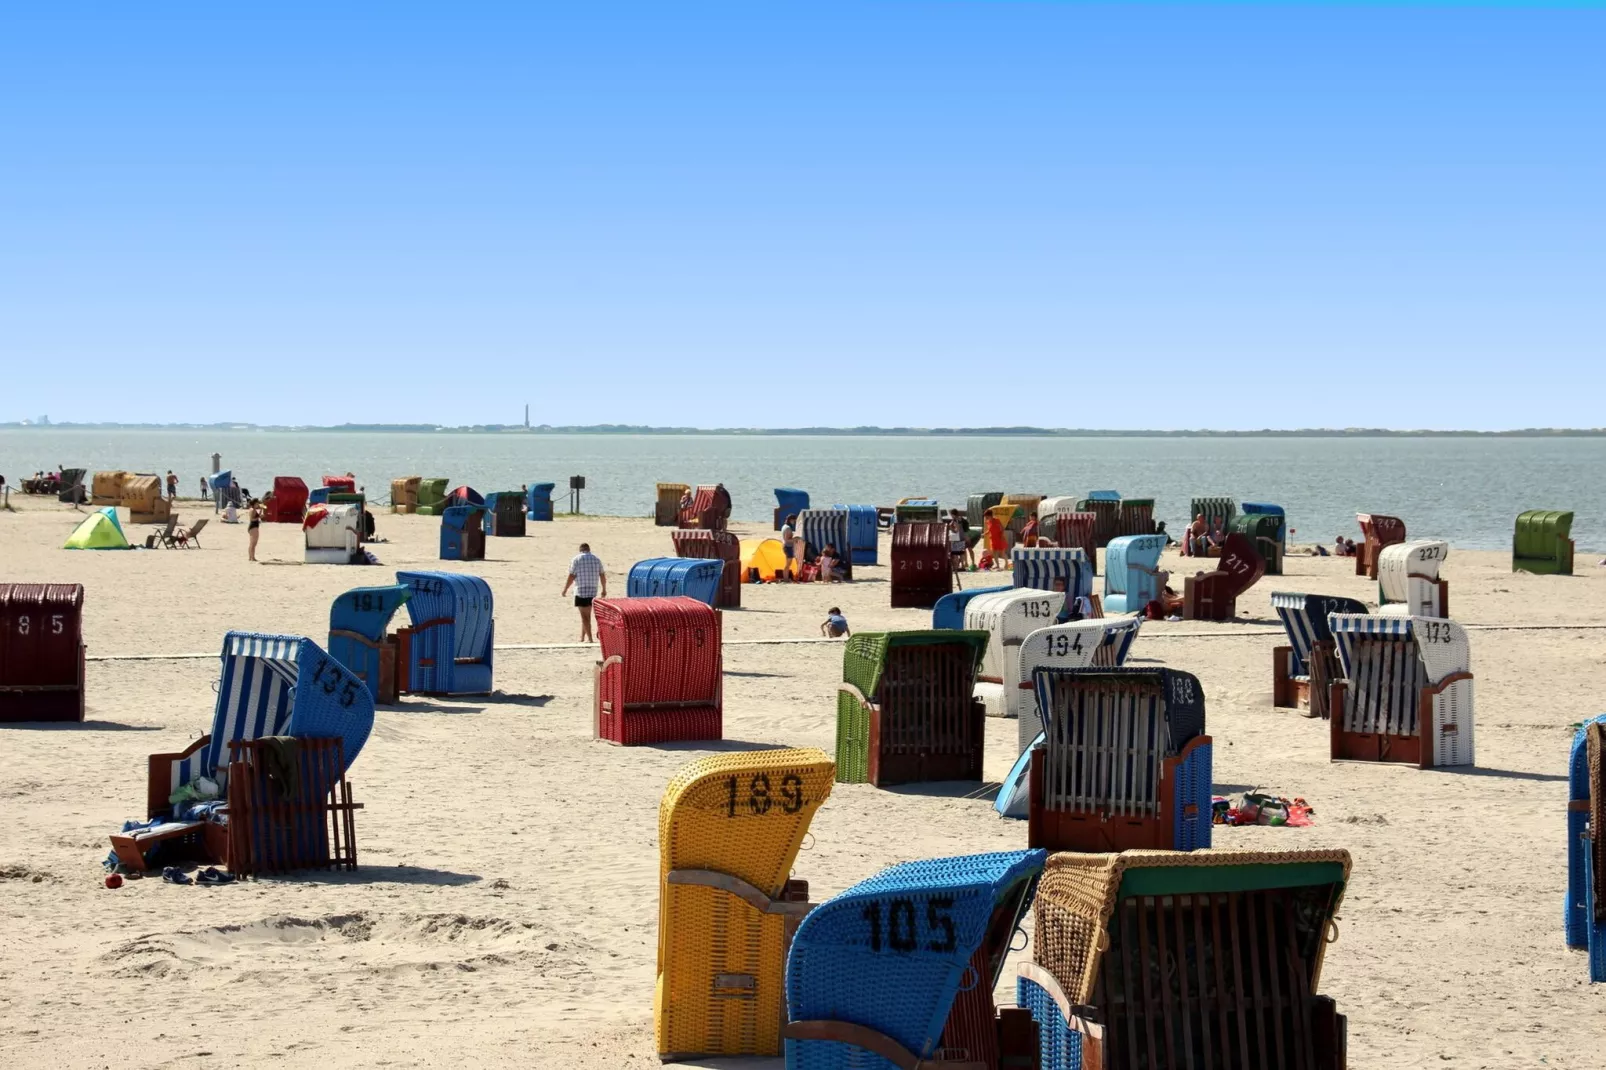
[784,849,1048,1070]
[657,749,835,1061]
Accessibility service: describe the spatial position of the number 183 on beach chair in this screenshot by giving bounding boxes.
[657,749,835,1061]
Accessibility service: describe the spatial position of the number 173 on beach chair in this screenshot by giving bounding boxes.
[657,749,835,1061]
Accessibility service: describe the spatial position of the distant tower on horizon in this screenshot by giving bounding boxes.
[524,404,529,429]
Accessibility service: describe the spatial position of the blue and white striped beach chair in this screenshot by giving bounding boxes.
[1329,613,1474,768]
[1271,592,1367,715]
[1565,714,1606,981]
[1012,547,1093,601]
[396,571,495,695]
[798,508,853,580]
[784,850,1047,1070]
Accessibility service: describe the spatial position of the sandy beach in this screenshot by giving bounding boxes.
[2,495,1603,1069]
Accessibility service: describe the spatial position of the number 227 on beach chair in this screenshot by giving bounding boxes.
[1566,716,1606,982]
[657,749,835,1060]
[1017,848,1353,1070]
[784,849,1048,1070]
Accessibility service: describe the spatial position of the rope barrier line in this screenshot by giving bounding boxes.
[82,621,1606,663]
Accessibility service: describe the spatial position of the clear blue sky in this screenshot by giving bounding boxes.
[2,3,1601,430]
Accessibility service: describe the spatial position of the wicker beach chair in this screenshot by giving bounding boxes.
[482,491,526,537]
[895,498,943,524]
[892,521,954,609]
[932,585,1013,631]
[671,528,743,608]
[1036,497,1078,545]
[1270,593,1368,719]
[394,571,494,696]
[1117,498,1155,538]
[774,488,811,530]
[1566,716,1606,982]
[1188,496,1237,537]
[413,477,449,516]
[1024,667,1211,853]
[594,596,722,746]
[1013,619,1143,749]
[112,633,368,876]
[1053,512,1099,574]
[1076,493,1122,549]
[1013,547,1094,601]
[1182,532,1265,621]
[327,584,411,704]
[437,505,485,561]
[833,503,881,565]
[1231,511,1286,576]
[525,482,556,521]
[679,484,732,530]
[1328,614,1474,767]
[628,557,725,607]
[785,850,1048,1070]
[1377,539,1450,618]
[965,589,1067,719]
[656,483,690,526]
[1017,849,1353,1070]
[0,583,86,723]
[968,492,1005,527]
[389,475,420,514]
[656,748,834,1060]
[1355,513,1406,579]
[797,508,855,581]
[1514,510,1575,576]
[835,631,989,787]
[1101,535,1166,614]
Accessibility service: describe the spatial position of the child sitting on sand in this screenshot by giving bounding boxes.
[820,608,849,638]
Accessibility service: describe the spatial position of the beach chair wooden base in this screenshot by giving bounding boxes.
[1329,679,1472,768]
[1025,738,1210,853]
[783,1012,1038,1070]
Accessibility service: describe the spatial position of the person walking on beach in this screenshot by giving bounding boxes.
[984,510,1008,570]
[562,542,607,642]
[166,470,178,499]
[246,499,263,561]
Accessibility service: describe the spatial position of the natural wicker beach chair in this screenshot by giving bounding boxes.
[656,482,690,526]
[1270,592,1367,719]
[1513,509,1574,576]
[594,596,722,746]
[394,571,494,696]
[1377,539,1449,618]
[835,631,989,787]
[656,748,834,1059]
[892,521,954,609]
[1101,535,1166,614]
[785,849,1048,1070]
[112,632,368,876]
[1328,614,1473,767]
[1566,716,1606,982]
[327,583,411,703]
[1024,667,1212,853]
[1355,512,1406,579]
[1182,531,1265,621]
[1017,848,1353,1070]
[671,528,743,608]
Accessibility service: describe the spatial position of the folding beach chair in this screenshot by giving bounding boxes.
[1270,592,1367,719]
[594,596,722,745]
[657,748,834,1060]
[151,517,178,549]
[835,631,989,787]
[112,633,370,876]
[1565,715,1606,982]
[1024,666,1211,853]
[1328,614,1474,767]
[1377,539,1450,618]
[174,517,207,548]
[785,849,1048,1070]
[1017,849,1352,1070]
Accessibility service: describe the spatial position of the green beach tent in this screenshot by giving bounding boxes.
[64,507,131,550]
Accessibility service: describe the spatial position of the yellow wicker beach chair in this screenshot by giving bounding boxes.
[656,748,835,1061]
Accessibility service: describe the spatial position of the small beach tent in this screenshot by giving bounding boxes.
[526,482,555,522]
[773,488,810,530]
[328,584,411,704]
[439,506,486,561]
[64,507,130,550]
[322,475,356,494]
[482,491,526,538]
[268,477,309,523]
[304,504,364,564]
[91,470,130,505]
[446,485,484,509]
[415,478,449,516]
[739,538,792,582]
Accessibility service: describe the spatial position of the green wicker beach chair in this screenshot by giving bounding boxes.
[1513,510,1574,576]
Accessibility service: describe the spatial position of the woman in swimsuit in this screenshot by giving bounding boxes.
[247,499,263,561]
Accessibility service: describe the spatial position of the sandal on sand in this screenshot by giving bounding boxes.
[196,867,234,886]
[161,866,193,885]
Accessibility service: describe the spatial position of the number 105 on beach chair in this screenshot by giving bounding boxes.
[657,749,835,1061]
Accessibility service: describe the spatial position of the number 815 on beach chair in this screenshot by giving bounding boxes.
[657,749,835,1061]
[784,849,1048,1070]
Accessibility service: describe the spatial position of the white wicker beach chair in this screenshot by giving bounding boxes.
[1377,539,1450,618]
[965,588,1062,718]
[1015,617,1143,749]
[1328,614,1473,768]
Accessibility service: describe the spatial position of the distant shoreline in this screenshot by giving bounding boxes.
[4,423,1605,438]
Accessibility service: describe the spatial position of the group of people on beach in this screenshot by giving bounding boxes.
[778,514,845,582]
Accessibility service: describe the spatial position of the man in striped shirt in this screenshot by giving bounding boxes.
[562,542,608,642]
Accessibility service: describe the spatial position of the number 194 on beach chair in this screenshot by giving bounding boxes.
[657,749,835,1061]
[784,849,1048,1070]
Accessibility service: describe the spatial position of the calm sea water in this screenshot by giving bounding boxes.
[2,430,1601,552]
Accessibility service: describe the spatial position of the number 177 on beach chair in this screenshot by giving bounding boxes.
[657,749,835,1061]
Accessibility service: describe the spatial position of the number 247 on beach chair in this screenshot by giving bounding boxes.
[784,849,1048,1070]
[657,749,835,1061]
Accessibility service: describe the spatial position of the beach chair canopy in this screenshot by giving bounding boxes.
[170,632,375,794]
[1271,592,1368,676]
[1514,509,1575,575]
[1013,546,1093,600]
[773,488,810,528]
[786,850,1047,1068]
[1378,539,1449,616]
[627,558,723,606]
[965,588,1065,688]
[1013,617,1142,745]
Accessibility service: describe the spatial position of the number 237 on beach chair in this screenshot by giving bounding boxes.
[657,749,835,1061]
[784,849,1048,1070]
[1017,848,1353,1070]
